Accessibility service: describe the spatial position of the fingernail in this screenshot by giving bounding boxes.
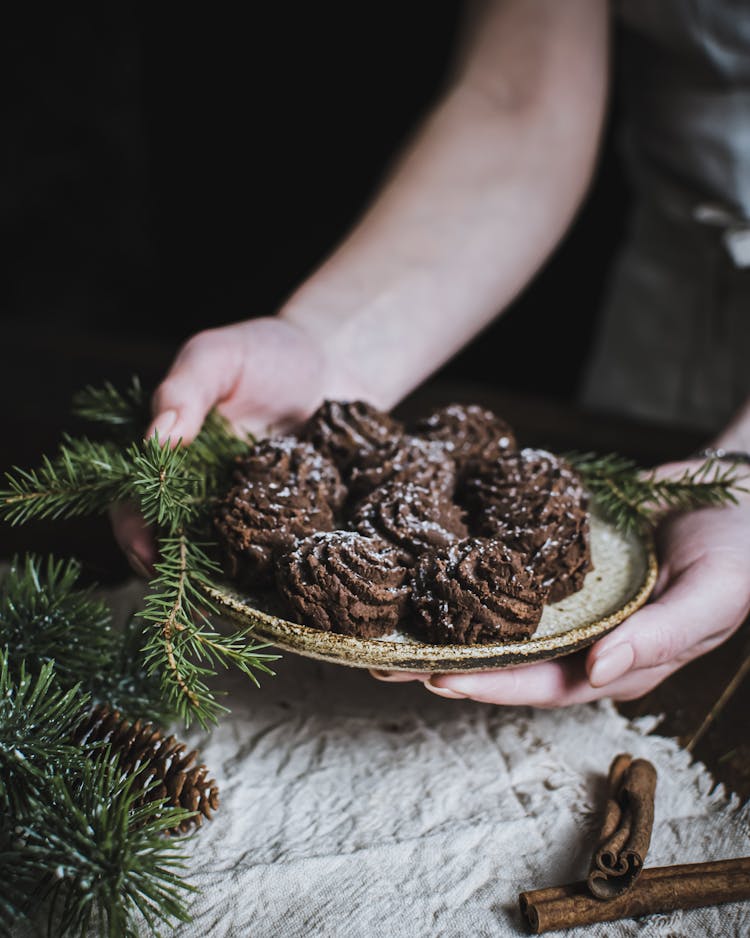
[589,643,634,687]
[127,550,153,580]
[425,680,467,700]
[149,409,178,442]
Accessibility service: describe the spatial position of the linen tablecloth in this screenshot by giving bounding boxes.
[144,583,748,937]
[17,577,748,937]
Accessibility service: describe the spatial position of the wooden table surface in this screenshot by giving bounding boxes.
[2,328,748,799]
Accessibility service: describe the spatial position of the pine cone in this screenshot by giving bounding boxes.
[74,705,219,834]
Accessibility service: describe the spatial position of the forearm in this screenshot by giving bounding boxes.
[281,0,609,408]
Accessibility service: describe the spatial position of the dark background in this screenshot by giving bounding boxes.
[1,5,636,574]
[4,6,629,402]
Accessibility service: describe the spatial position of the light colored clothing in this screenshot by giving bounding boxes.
[582,0,750,432]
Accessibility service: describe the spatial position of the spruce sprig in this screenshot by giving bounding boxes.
[0,434,199,529]
[566,451,748,534]
[0,555,112,686]
[0,435,133,525]
[0,654,88,816]
[0,554,169,723]
[140,533,276,725]
[3,757,194,938]
[72,376,150,435]
[131,435,200,529]
[0,377,276,727]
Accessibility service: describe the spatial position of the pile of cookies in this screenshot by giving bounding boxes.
[214,402,591,645]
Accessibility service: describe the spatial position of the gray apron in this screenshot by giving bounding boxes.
[582,0,750,433]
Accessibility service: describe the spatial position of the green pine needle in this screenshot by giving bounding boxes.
[566,451,748,533]
[0,436,132,525]
[129,435,200,530]
[0,555,113,689]
[139,532,277,728]
[184,408,255,491]
[3,757,194,938]
[0,652,89,816]
[0,372,264,727]
[97,613,175,726]
[0,555,169,723]
[72,376,149,435]
[0,376,268,726]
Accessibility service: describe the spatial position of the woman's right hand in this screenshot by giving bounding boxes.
[112,315,360,574]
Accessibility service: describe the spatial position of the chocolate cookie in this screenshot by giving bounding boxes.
[276,531,409,637]
[230,436,346,512]
[348,435,457,502]
[352,480,468,563]
[214,444,339,587]
[411,538,545,644]
[461,448,592,602]
[413,403,517,470]
[300,400,404,475]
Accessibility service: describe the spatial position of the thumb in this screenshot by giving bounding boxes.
[148,331,241,445]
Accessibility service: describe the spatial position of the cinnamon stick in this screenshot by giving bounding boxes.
[519,857,750,934]
[587,752,657,899]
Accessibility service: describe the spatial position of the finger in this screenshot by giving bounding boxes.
[109,503,157,575]
[606,662,676,701]
[369,669,429,683]
[651,550,672,599]
[426,655,596,708]
[425,656,681,706]
[587,558,749,686]
[149,331,241,445]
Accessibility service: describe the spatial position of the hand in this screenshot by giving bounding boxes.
[373,463,750,706]
[112,316,364,574]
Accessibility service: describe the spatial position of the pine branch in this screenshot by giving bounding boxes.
[0,555,170,724]
[2,757,194,938]
[0,653,89,816]
[566,452,748,534]
[0,377,265,726]
[72,376,149,436]
[98,613,175,726]
[129,435,200,530]
[184,407,254,483]
[139,532,277,728]
[0,555,113,688]
[0,436,133,525]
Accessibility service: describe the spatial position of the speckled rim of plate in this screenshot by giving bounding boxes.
[203,523,658,673]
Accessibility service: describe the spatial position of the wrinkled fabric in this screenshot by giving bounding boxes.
[583,2,750,432]
[582,202,750,432]
[95,582,750,938]
[170,668,750,937]
[8,576,745,937]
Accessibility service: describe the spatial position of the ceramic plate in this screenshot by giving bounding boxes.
[204,514,657,672]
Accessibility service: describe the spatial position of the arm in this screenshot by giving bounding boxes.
[281,0,609,408]
[117,0,609,569]
[151,0,610,435]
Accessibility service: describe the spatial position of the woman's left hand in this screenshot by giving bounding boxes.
[372,465,750,706]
